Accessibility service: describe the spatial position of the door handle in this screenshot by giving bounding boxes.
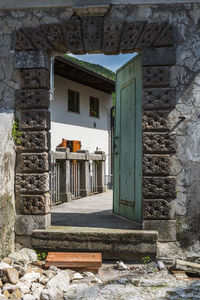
[113,136,119,154]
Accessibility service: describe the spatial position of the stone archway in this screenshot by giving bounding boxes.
[13,14,176,243]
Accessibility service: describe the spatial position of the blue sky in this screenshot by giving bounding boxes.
[68,53,136,72]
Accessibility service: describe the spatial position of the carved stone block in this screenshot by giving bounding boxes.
[143,66,170,87]
[15,173,49,194]
[154,24,174,47]
[15,214,51,235]
[143,199,171,219]
[143,177,175,199]
[16,153,49,172]
[15,50,49,69]
[137,23,164,49]
[15,29,34,51]
[143,133,176,154]
[143,154,170,176]
[15,89,50,109]
[21,69,50,90]
[18,110,50,131]
[102,17,123,54]
[143,88,176,109]
[142,47,175,66]
[143,111,169,131]
[82,16,104,53]
[17,194,50,215]
[17,131,49,152]
[63,17,84,54]
[43,23,67,52]
[120,21,145,52]
[23,27,53,51]
[142,220,176,242]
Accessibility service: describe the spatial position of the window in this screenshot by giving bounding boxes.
[68,89,80,113]
[90,97,99,118]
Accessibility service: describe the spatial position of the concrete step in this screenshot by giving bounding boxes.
[32,226,158,262]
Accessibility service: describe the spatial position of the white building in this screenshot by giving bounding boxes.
[50,56,115,178]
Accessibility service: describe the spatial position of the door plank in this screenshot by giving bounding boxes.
[113,54,142,222]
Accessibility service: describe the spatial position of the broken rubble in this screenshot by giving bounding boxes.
[47,270,70,293]
[9,248,37,265]
[23,295,35,300]
[157,260,166,271]
[31,282,44,299]
[0,263,12,270]
[73,272,83,280]
[116,261,130,271]
[1,258,13,266]
[16,280,31,294]
[175,259,200,274]
[9,288,22,299]
[4,268,19,284]
[40,287,64,300]
[20,271,40,283]
[39,275,49,285]
[2,283,16,293]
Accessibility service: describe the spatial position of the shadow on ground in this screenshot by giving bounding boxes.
[51,210,141,229]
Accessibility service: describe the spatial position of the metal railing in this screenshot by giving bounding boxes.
[70,162,81,198]
[50,149,106,205]
[50,158,61,205]
[89,161,98,194]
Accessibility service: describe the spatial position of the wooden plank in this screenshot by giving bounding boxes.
[170,270,189,281]
[45,252,102,270]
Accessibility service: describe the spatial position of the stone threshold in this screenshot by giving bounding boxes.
[32,226,158,262]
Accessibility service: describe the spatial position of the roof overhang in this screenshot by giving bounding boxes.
[54,56,115,94]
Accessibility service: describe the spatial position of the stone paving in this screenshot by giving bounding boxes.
[51,191,140,229]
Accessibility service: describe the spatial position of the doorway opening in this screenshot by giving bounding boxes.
[49,52,142,229]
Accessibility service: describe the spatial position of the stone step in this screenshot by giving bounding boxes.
[32,226,158,261]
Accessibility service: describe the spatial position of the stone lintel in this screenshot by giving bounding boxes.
[73,4,110,16]
[1,0,199,11]
[142,220,176,242]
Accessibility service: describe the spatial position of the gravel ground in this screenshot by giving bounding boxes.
[63,262,200,300]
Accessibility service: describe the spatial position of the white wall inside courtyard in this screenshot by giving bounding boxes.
[50,75,113,175]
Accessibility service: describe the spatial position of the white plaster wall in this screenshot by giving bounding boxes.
[50,75,113,175]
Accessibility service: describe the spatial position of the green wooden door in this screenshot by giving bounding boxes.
[113,54,142,222]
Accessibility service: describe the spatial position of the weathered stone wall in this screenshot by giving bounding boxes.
[0,111,15,257]
[0,3,200,255]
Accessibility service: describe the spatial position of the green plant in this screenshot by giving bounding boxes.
[12,119,22,145]
[37,251,47,261]
[175,189,178,196]
[141,255,152,264]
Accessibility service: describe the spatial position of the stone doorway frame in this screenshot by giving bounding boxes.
[13,13,176,243]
